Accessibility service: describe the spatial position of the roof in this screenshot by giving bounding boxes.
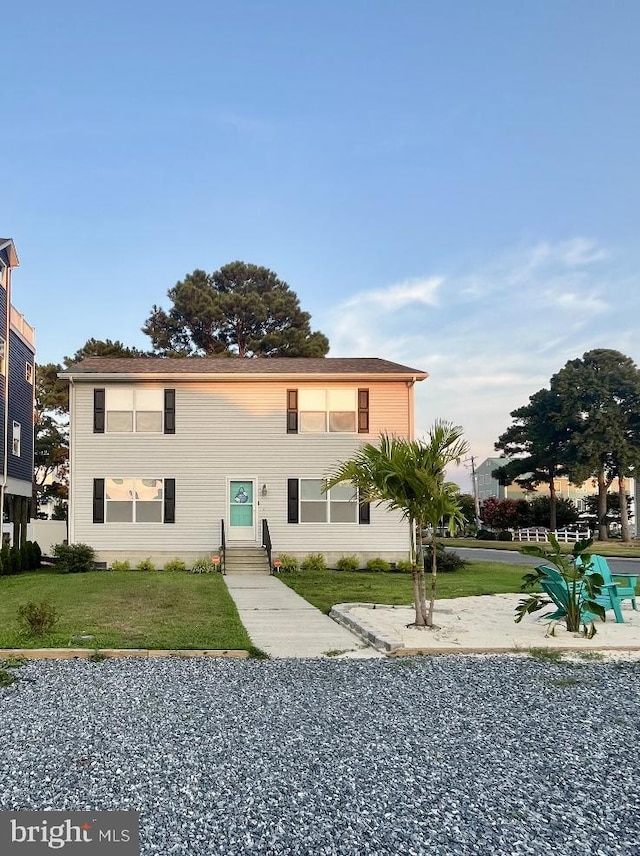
[0,238,19,268]
[60,356,429,382]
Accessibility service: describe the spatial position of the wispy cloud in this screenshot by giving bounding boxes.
[321,237,639,488]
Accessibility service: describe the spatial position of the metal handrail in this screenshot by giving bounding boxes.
[262,518,273,574]
[220,518,226,574]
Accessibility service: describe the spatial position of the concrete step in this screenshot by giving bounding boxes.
[225,547,271,575]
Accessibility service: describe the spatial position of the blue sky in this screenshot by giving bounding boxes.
[3,1,640,488]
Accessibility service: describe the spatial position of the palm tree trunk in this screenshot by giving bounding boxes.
[426,536,438,627]
[412,519,428,626]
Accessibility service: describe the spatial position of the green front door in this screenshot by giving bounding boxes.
[228,479,255,540]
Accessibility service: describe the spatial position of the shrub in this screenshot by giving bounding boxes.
[300,553,327,572]
[33,541,42,568]
[110,560,131,572]
[135,558,156,572]
[0,669,16,688]
[335,555,359,573]
[190,557,216,574]
[497,530,513,541]
[394,559,413,574]
[22,542,36,570]
[52,543,96,574]
[273,553,299,573]
[423,544,468,572]
[476,529,497,541]
[17,600,58,636]
[0,554,4,577]
[10,546,22,574]
[164,558,188,573]
[366,557,391,573]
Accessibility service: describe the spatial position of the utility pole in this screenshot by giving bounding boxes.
[464,455,482,529]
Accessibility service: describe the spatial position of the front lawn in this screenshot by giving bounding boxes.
[278,560,525,614]
[0,571,254,651]
[447,538,640,558]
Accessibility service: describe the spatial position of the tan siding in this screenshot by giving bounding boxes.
[70,379,415,560]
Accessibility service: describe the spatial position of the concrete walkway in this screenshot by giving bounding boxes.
[223,574,380,658]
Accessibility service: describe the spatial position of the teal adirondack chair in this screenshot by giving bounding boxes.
[575,555,639,623]
[537,565,602,624]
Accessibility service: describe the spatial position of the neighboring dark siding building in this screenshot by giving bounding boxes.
[0,238,36,545]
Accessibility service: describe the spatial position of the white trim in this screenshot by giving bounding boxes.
[226,477,257,541]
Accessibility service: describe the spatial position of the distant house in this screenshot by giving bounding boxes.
[60,357,428,567]
[477,456,634,519]
[0,238,36,545]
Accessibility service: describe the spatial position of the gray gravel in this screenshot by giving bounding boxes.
[2,656,640,855]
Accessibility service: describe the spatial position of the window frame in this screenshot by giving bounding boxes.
[25,362,34,384]
[12,421,21,457]
[297,388,358,435]
[298,477,359,524]
[105,388,164,434]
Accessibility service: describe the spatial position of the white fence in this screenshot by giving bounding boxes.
[515,528,591,543]
[2,520,68,554]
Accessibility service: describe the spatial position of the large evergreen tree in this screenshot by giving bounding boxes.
[550,349,640,542]
[143,262,329,358]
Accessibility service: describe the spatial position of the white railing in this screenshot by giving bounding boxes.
[10,305,36,348]
[515,528,591,543]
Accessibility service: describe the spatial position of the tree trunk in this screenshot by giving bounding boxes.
[426,536,438,627]
[411,519,428,626]
[597,469,608,540]
[619,473,630,542]
[548,467,557,531]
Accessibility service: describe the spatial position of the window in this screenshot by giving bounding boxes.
[105,388,163,433]
[105,478,164,523]
[0,338,5,376]
[25,362,33,384]
[12,421,21,456]
[299,479,358,523]
[298,389,357,433]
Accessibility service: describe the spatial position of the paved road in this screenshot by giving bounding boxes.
[450,546,640,574]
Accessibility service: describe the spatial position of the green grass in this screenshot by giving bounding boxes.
[278,560,525,614]
[447,538,640,558]
[0,571,254,651]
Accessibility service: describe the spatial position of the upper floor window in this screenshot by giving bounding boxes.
[0,338,5,376]
[299,389,357,433]
[94,387,175,435]
[105,388,163,433]
[25,362,33,384]
[12,421,21,456]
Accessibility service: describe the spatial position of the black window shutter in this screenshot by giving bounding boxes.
[164,389,176,434]
[164,479,176,523]
[287,389,298,434]
[93,478,105,523]
[359,501,371,525]
[358,388,369,433]
[287,478,299,523]
[94,389,105,433]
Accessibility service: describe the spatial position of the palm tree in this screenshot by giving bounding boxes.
[326,421,468,627]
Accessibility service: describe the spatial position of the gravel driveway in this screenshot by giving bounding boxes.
[2,656,639,855]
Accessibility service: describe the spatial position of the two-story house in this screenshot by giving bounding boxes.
[60,357,428,567]
[0,238,36,545]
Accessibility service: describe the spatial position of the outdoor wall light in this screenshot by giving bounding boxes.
[261,484,268,497]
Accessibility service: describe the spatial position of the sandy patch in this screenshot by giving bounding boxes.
[338,594,640,659]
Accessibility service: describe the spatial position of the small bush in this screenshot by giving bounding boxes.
[497,530,513,541]
[190,557,216,574]
[0,554,4,576]
[273,553,299,573]
[335,555,359,573]
[17,600,58,636]
[10,546,22,574]
[135,558,156,572]
[423,544,468,572]
[110,560,131,572]
[0,669,16,688]
[476,529,497,541]
[164,558,188,573]
[394,559,413,574]
[300,553,327,572]
[52,543,96,574]
[33,542,42,568]
[365,557,391,573]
